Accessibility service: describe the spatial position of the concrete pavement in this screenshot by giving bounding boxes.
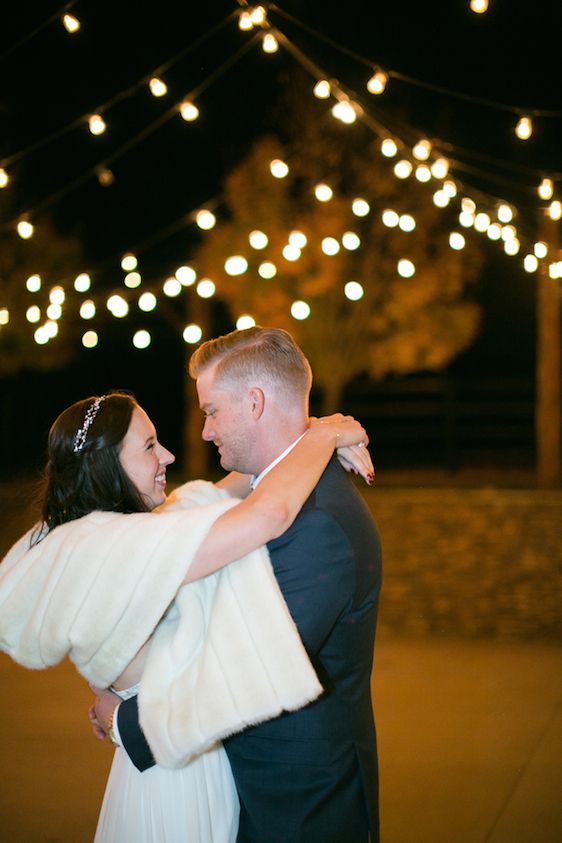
[1,635,561,842]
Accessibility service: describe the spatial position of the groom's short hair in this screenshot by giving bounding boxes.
[189,326,312,400]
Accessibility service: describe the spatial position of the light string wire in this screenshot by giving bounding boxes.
[0,7,240,170]
[0,0,78,62]
[268,2,562,118]
[2,31,262,227]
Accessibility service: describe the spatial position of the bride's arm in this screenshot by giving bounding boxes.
[215,471,253,499]
[184,417,366,584]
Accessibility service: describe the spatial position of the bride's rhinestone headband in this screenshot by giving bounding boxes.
[73,396,107,453]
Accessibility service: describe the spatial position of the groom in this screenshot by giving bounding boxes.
[94,326,382,843]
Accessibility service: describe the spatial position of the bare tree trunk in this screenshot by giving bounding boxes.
[536,214,561,487]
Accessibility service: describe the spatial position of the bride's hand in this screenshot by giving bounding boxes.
[309,415,374,485]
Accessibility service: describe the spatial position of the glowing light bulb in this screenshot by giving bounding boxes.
[367,70,388,95]
[289,231,307,248]
[270,159,289,178]
[262,33,279,53]
[449,232,466,250]
[515,116,532,140]
[524,255,538,273]
[549,200,562,220]
[497,204,513,223]
[176,265,197,285]
[224,256,248,276]
[315,183,333,201]
[26,306,41,323]
[321,237,340,256]
[196,279,216,298]
[433,190,449,208]
[163,278,182,297]
[397,259,416,278]
[313,80,331,99]
[34,326,49,345]
[88,114,106,135]
[0,168,8,188]
[415,165,431,182]
[504,238,520,256]
[238,11,253,30]
[149,77,167,97]
[250,6,267,25]
[236,315,256,330]
[183,324,203,344]
[399,214,416,232]
[49,286,65,305]
[124,272,141,288]
[283,244,301,261]
[459,211,475,227]
[487,223,502,241]
[258,261,277,279]
[17,220,34,239]
[249,230,268,249]
[74,273,91,292]
[138,292,157,312]
[26,274,41,292]
[431,158,449,179]
[80,300,96,319]
[0,308,9,325]
[394,160,413,179]
[62,14,80,32]
[413,139,432,160]
[461,198,476,213]
[443,180,457,197]
[344,281,364,300]
[342,232,360,250]
[534,241,548,259]
[352,198,370,217]
[121,254,137,271]
[46,303,61,320]
[196,209,216,229]
[133,330,151,349]
[107,294,129,317]
[469,0,488,12]
[474,212,491,232]
[549,263,562,279]
[382,210,399,228]
[332,100,357,124]
[180,101,199,121]
[381,138,398,158]
[82,330,98,348]
[97,167,114,186]
[291,301,311,320]
[45,320,58,338]
[538,178,553,200]
[501,225,517,242]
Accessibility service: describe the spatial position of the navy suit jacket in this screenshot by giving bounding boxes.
[118,459,382,843]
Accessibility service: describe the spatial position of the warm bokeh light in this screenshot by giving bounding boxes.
[501,225,517,242]
[515,116,532,140]
[34,326,49,345]
[291,300,311,320]
[49,286,65,305]
[0,308,9,325]
[26,306,41,323]
[412,139,432,160]
[124,271,141,288]
[121,253,138,271]
[176,265,197,285]
[497,204,513,223]
[180,101,199,121]
[352,198,370,217]
[88,114,106,135]
[249,230,268,249]
[196,279,216,298]
[332,100,357,124]
[196,209,216,229]
[487,223,502,240]
[367,70,388,95]
[399,214,416,232]
[80,300,96,319]
[344,281,364,300]
[321,237,340,256]
[394,160,413,179]
[270,159,289,178]
[504,238,520,255]
[289,231,307,249]
[0,168,8,188]
[461,198,476,213]
[183,324,203,344]
[469,0,488,12]
[138,292,157,311]
[250,6,267,25]
[26,274,41,292]
[315,183,333,201]
[262,33,279,53]
[133,330,151,349]
[74,273,91,292]
[443,180,457,198]
[224,255,248,276]
[382,209,399,228]
[313,79,331,99]
[449,232,466,250]
[82,330,98,348]
[149,77,167,97]
[17,220,34,239]
[163,278,182,296]
[534,241,548,259]
[397,259,416,278]
[282,244,301,261]
[433,190,449,208]
[430,158,449,179]
[238,11,253,30]
[381,138,398,158]
[415,164,431,182]
[342,231,360,250]
[97,167,114,186]
[46,303,62,320]
[474,212,491,232]
[549,200,562,220]
[524,254,539,273]
[236,315,256,329]
[62,14,80,33]
[538,178,554,200]
[107,294,129,317]
[258,261,277,279]
[459,211,475,227]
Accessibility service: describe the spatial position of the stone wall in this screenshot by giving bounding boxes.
[365,488,562,641]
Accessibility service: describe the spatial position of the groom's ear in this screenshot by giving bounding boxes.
[248,387,265,419]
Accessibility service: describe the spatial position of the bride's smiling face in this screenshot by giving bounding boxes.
[118,406,175,509]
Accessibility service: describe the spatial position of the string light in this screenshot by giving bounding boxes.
[394,160,413,179]
[47,303,62,320]
[430,158,449,179]
[291,300,311,320]
[149,78,168,97]
[176,265,197,285]
[449,232,466,250]
[283,244,301,261]
[121,254,138,271]
[17,220,34,239]
[523,255,539,273]
[163,278,182,296]
[321,237,340,255]
[196,209,216,229]
[124,271,141,288]
[549,262,562,279]
[107,294,129,317]
[258,261,277,278]
[474,212,491,232]
[534,241,548,258]
[487,223,502,240]
[399,214,416,232]
[97,166,115,186]
[504,238,520,255]
[313,79,331,99]
[433,190,450,208]
[0,308,9,325]
[344,281,364,300]
[249,230,268,249]
[34,326,49,345]
[196,279,216,298]
[138,292,157,311]
[262,33,279,53]
[366,70,388,95]
[289,231,307,248]
[342,231,360,250]
[538,178,554,200]
[549,200,562,220]
[133,330,151,349]
[315,183,333,201]
[238,11,253,31]
[180,101,199,121]
[224,255,248,275]
[443,180,457,198]
[270,159,289,178]
[497,204,513,223]
[236,315,256,329]
[382,210,399,228]
[397,259,416,278]
[469,0,489,13]
[62,14,80,33]
[381,138,398,158]
[74,273,91,292]
[26,306,41,323]
[501,225,517,242]
[26,274,41,292]
[88,114,107,135]
[82,331,98,348]
[332,100,357,124]
[80,300,96,319]
[183,324,203,343]
[412,139,432,160]
[515,116,532,140]
[250,6,267,26]
[352,198,370,217]
[415,165,431,182]
[0,168,8,188]
[459,211,475,227]
[49,286,65,305]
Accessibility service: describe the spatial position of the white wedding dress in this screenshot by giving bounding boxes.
[93,686,239,843]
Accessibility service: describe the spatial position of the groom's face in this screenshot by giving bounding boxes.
[196,364,258,474]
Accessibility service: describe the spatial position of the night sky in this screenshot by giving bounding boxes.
[1,0,560,473]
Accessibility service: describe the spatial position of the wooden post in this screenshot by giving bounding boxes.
[535,212,561,487]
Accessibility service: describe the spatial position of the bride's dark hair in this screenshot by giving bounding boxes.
[38,391,150,538]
